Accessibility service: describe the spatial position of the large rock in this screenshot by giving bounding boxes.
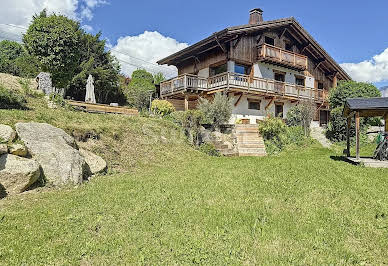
[0,125,16,143]
[79,149,107,175]
[15,122,89,186]
[0,144,7,155]
[0,154,40,197]
[9,144,28,157]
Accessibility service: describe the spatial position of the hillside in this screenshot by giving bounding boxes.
[1,78,388,264]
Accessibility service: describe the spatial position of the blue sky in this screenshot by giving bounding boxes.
[1,0,388,88]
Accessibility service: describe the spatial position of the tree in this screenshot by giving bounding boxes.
[326,81,381,142]
[198,92,233,130]
[23,10,82,88]
[125,69,155,110]
[66,32,123,104]
[286,101,315,136]
[153,72,165,85]
[0,40,25,75]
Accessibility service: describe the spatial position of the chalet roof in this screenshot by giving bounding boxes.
[157,17,351,80]
[343,97,388,117]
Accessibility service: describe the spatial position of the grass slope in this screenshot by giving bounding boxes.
[1,94,388,264]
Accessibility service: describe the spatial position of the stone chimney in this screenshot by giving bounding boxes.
[249,8,264,24]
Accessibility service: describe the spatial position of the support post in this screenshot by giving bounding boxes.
[355,112,360,160]
[385,113,388,133]
[184,95,189,111]
[332,73,338,88]
[346,117,351,157]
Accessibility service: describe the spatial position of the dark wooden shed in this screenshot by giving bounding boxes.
[343,97,388,159]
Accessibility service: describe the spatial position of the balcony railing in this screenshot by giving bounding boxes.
[258,44,308,70]
[160,72,327,102]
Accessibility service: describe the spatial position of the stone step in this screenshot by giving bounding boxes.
[238,144,266,149]
[238,148,267,154]
[239,153,267,157]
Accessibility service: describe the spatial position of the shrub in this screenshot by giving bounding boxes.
[49,92,66,107]
[259,116,310,155]
[151,99,175,117]
[258,116,287,140]
[199,143,220,157]
[0,85,27,109]
[286,106,302,127]
[198,92,233,130]
[170,110,204,146]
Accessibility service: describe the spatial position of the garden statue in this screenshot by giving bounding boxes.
[85,74,96,104]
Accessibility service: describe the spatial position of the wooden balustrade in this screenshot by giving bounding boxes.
[160,72,327,102]
[258,44,308,70]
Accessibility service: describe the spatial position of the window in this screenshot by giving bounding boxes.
[248,100,261,110]
[285,43,293,51]
[318,82,324,90]
[265,36,275,46]
[234,64,251,75]
[295,76,305,86]
[274,72,285,82]
[210,63,227,77]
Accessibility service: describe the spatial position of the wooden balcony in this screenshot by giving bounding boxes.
[160,72,327,102]
[258,44,308,70]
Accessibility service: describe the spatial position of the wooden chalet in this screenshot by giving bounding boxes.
[157,8,351,126]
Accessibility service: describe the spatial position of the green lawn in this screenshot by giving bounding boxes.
[1,97,388,264]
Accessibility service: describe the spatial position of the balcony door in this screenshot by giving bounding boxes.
[274,72,285,93]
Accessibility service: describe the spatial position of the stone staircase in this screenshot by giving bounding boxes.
[235,124,267,157]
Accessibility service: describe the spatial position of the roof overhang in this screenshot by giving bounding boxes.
[157,17,351,81]
[344,97,388,117]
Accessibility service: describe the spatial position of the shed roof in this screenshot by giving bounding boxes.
[343,97,388,117]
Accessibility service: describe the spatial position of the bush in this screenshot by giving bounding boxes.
[199,143,220,157]
[170,110,204,146]
[0,85,27,109]
[259,116,310,154]
[49,93,66,107]
[151,99,175,117]
[198,92,233,130]
[286,106,302,127]
[259,116,287,140]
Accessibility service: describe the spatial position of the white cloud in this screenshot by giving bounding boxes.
[82,24,94,32]
[341,48,388,83]
[111,31,188,79]
[0,0,107,40]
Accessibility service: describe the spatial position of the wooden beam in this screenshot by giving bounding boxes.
[278,28,288,39]
[355,112,360,160]
[214,34,226,54]
[346,117,351,157]
[314,59,326,70]
[234,93,243,107]
[184,95,189,111]
[385,113,388,133]
[265,97,275,110]
[232,35,242,48]
[332,72,338,88]
[300,44,310,54]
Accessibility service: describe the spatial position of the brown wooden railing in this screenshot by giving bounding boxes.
[160,72,327,102]
[258,44,308,70]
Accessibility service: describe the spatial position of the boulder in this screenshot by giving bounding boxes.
[0,125,16,143]
[0,154,40,197]
[9,144,28,157]
[15,122,89,186]
[0,144,7,155]
[79,149,107,175]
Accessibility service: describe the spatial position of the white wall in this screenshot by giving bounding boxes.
[254,62,315,89]
[229,94,297,124]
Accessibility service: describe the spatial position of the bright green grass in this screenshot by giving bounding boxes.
[1,145,388,264]
[1,97,388,264]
